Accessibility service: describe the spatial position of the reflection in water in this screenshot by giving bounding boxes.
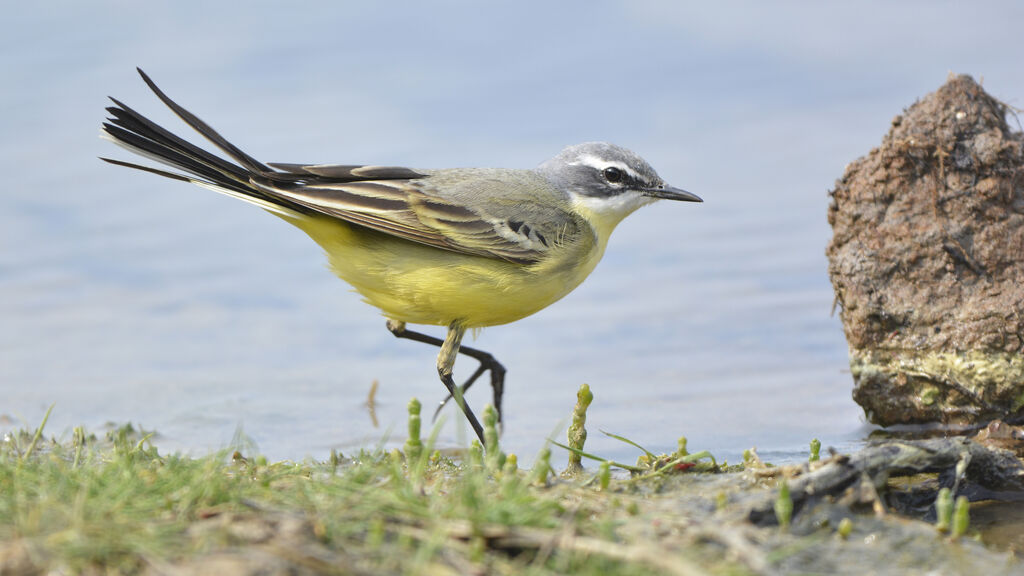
[365,380,380,430]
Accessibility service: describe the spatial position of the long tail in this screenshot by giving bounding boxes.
[100,68,312,218]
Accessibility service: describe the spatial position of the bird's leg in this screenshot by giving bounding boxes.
[386,320,507,426]
[436,323,486,444]
[436,364,487,421]
[431,347,505,425]
[386,320,485,444]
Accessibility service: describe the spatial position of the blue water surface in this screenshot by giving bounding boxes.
[4,1,1023,465]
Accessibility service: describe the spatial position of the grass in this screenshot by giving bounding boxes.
[5,393,1014,574]
[0,395,742,575]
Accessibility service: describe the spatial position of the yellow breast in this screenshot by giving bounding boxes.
[291,214,605,328]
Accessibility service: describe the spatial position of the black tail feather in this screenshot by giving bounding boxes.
[105,97,251,185]
[102,118,252,196]
[99,157,192,183]
[102,70,313,214]
[102,68,432,217]
[135,67,272,175]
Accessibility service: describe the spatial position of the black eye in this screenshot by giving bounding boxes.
[603,167,623,183]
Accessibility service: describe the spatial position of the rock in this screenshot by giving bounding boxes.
[827,74,1024,426]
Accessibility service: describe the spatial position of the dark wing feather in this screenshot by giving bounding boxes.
[249,176,554,264]
[268,162,427,181]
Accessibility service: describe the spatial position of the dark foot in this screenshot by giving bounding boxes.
[387,321,500,444]
[432,349,506,425]
[438,370,485,444]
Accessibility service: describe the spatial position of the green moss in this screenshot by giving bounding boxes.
[851,349,1024,409]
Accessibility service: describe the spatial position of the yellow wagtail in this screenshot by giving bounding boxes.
[101,68,702,443]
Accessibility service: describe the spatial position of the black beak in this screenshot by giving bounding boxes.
[642,184,703,202]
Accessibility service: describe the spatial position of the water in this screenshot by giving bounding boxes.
[4,1,1023,466]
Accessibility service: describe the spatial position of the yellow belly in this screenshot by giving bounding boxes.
[290,214,603,328]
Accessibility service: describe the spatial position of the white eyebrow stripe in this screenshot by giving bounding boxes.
[569,154,642,180]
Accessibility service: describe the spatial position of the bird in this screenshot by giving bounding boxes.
[100,68,702,445]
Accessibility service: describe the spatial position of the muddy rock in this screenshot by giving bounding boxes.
[827,74,1024,426]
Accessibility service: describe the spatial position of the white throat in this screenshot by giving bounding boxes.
[568,190,656,240]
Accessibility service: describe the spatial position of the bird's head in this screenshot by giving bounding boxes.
[537,142,701,229]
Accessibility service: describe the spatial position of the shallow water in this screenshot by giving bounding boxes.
[4,2,1024,466]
